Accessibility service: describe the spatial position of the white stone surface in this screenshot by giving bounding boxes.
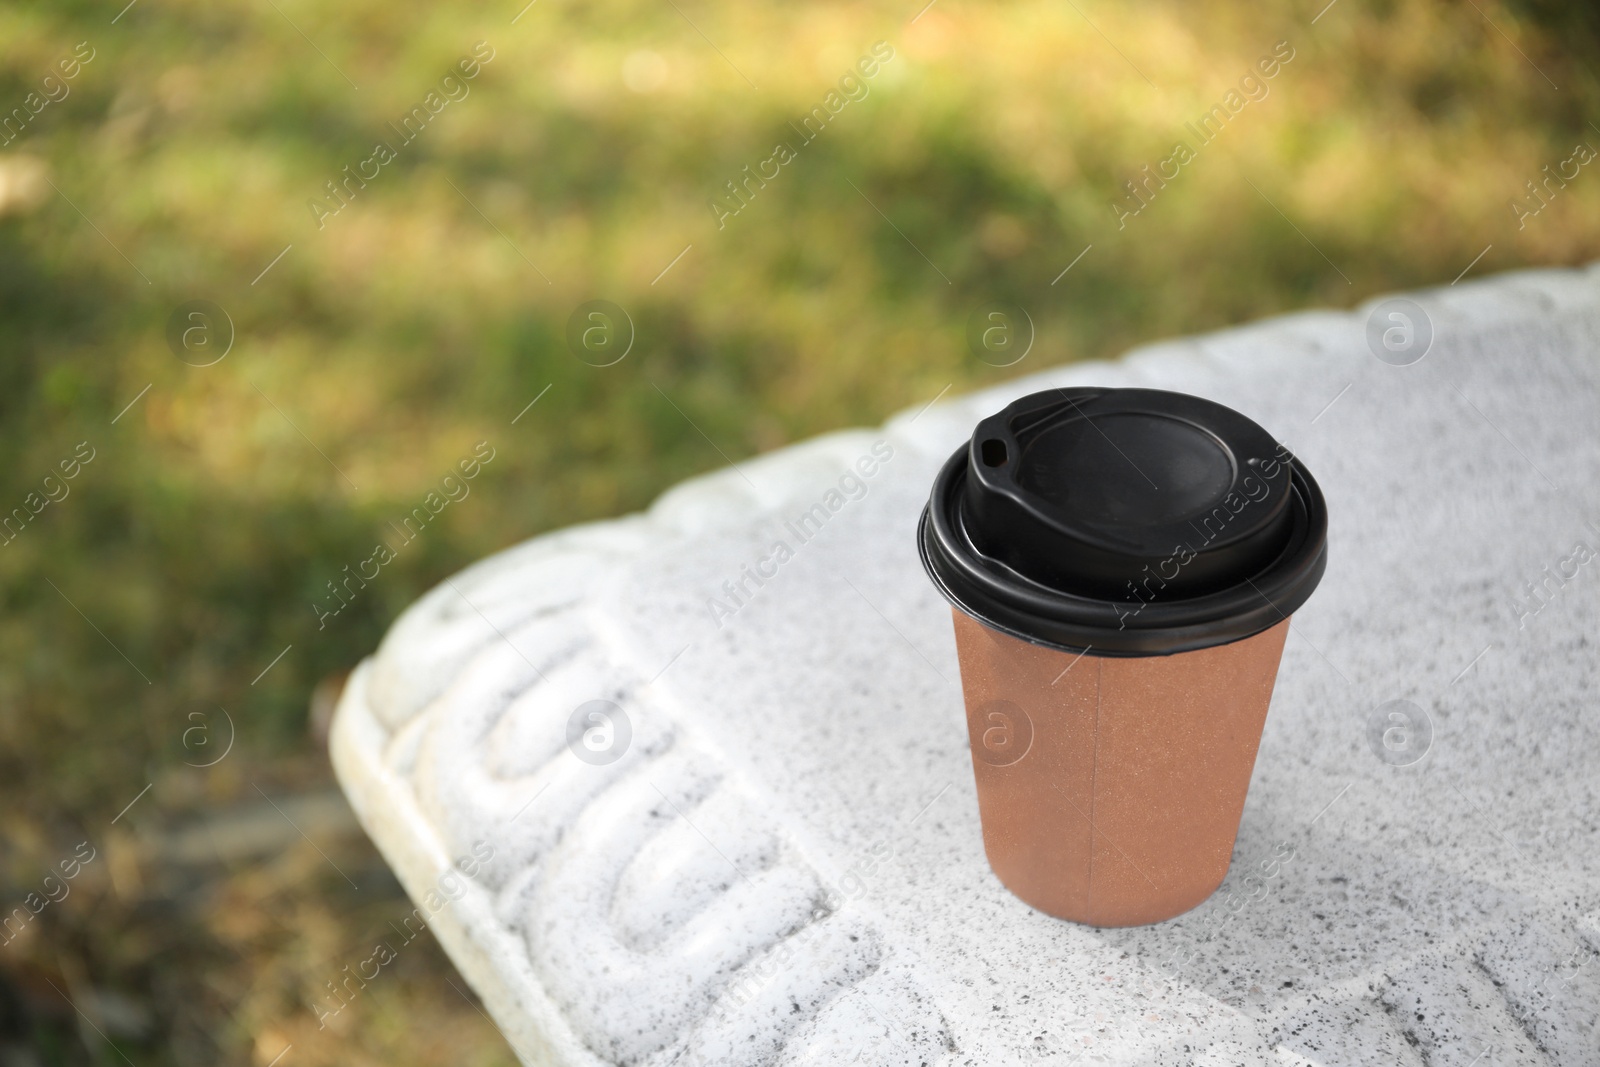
[331,264,1600,1066]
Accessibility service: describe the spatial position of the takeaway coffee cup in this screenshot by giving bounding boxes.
[918,387,1327,927]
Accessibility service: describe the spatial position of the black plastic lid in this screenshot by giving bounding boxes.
[918,387,1327,656]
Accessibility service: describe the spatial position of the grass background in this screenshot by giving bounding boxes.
[3,0,1600,1061]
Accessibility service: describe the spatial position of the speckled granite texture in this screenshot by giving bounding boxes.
[331,264,1600,1066]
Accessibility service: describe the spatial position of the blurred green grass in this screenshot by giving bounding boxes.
[3,0,1600,1061]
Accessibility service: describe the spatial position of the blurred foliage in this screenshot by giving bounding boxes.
[2,0,1599,1061]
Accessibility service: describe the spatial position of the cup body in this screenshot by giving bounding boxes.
[921,387,1327,926]
[951,608,1290,927]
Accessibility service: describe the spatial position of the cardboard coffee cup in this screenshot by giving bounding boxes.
[919,387,1327,926]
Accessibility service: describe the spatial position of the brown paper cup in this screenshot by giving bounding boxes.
[921,387,1327,926]
[952,609,1290,927]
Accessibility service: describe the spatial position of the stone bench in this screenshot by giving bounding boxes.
[331,264,1600,1066]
